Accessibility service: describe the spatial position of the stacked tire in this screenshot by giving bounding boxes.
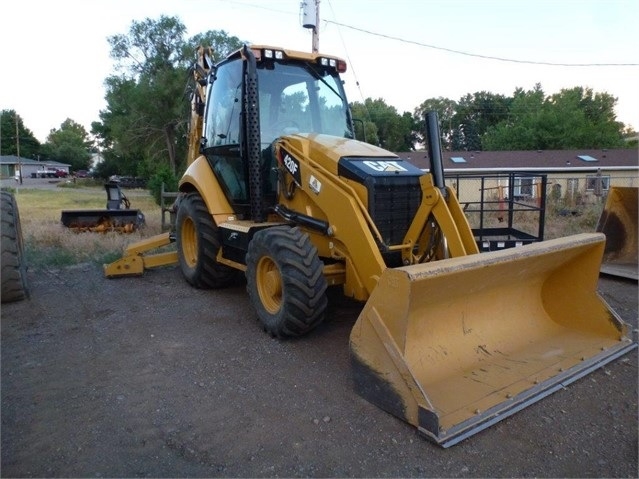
[1,191,29,303]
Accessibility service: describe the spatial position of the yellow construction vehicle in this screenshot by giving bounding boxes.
[105,45,636,447]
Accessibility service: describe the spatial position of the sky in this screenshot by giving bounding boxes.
[1,0,637,144]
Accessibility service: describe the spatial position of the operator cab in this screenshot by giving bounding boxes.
[201,46,354,215]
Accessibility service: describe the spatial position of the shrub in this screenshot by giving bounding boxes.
[147,167,179,206]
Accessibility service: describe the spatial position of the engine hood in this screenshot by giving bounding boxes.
[276,133,400,175]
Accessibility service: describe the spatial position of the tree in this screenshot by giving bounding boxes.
[94,16,245,178]
[544,87,624,149]
[189,30,244,63]
[482,85,546,150]
[413,97,457,150]
[350,98,415,151]
[451,91,511,151]
[0,110,41,159]
[104,16,190,175]
[350,101,379,146]
[40,119,92,172]
[482,86,625,150]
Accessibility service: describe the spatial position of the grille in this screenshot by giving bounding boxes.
[368,176,422,247]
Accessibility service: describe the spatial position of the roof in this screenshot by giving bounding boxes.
[0,155,71,167]
[397,149,639,173]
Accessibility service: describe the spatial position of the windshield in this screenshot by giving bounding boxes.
[257,62,353,145]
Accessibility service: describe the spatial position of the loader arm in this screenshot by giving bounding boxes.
[401,174,479,265]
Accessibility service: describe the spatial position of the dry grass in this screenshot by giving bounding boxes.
[8,185,165,270]
[5,183,606,271]
[544,203,604,239]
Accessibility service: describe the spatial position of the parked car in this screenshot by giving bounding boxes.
[34,168,61,178]
[74,170,88,178]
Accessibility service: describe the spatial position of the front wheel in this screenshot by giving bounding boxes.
[246,226,328,338]
[176,192,237,288]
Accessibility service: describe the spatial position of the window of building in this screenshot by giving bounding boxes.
[586,174,610,191]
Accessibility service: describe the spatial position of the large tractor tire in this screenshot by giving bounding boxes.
[176,192,237,288]
[246,226,328,338]
[1,191,29,303]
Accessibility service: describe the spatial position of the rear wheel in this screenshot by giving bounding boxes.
[246,226,328,337]
[1,191,29,303]
[176,192,237,288]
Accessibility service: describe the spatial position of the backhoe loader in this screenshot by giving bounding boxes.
[105,45,636,447]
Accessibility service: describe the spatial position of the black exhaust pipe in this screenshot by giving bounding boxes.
[425,111,446,196]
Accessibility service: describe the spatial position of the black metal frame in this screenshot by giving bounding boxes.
[446,172,547,252]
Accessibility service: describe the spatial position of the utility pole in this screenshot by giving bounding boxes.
[301,0,320,53]
[15,113,22,185]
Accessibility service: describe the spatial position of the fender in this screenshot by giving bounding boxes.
[179,155,236,224]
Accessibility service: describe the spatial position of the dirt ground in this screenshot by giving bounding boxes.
[1,262,637,478]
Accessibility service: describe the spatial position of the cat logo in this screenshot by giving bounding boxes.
[362,160,408,173]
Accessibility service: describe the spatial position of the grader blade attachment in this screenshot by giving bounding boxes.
[350,233,636,448]
[596,186,638,280]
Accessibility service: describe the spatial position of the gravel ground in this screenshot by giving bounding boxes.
[1,263,637,478]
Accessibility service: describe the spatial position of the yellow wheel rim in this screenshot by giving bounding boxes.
[180,216,198,268]
[256,256,282,314]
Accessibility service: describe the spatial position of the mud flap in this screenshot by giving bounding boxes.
[596,186,638,280]
[350,233,636,447]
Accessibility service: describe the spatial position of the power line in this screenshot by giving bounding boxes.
[215,0,638,67]
[323,19,639,68]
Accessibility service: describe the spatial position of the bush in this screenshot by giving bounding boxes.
[147,167,179,206]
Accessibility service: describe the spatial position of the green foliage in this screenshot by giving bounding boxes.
[147,166,179,205]
[412,84,628,152]
[189,30,244,62]
[349,98,415,151]
[350,101,379,145]
[451,91,511,150]
[413,97,457,149]
[480,86,624,150]
[103,17,191,176]
[42,119,92,171]
[0,110,41,158]
[92,16,249,182]
[25,246,78,269]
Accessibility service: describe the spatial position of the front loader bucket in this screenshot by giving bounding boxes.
[61,209,145,233]
[350,233,635,448]
[596,186,638,280]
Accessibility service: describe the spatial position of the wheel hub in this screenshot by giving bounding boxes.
[257,257,282,314]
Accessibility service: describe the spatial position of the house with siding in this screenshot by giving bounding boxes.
[0,155,71,179]
[397,148,638,204]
